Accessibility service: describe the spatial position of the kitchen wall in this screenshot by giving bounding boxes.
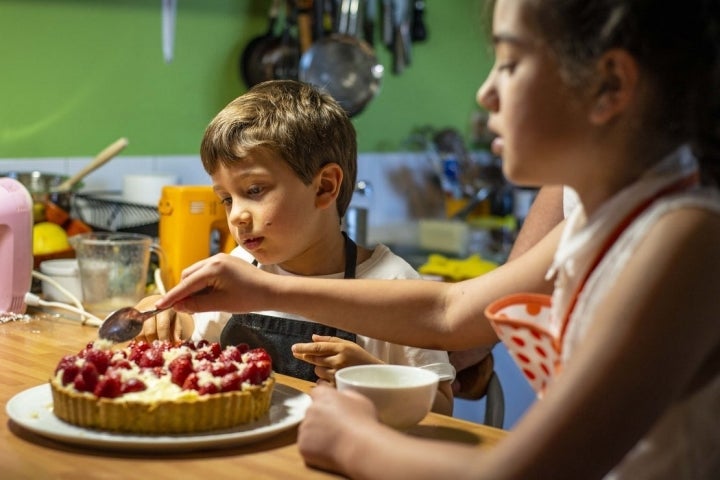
[1,0,492,156]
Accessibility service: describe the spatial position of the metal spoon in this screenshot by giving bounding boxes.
[98,306,170,343]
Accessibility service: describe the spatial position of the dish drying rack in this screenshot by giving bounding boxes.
[71,192,159,237]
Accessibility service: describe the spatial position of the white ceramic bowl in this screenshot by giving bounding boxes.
[335,364,439,429]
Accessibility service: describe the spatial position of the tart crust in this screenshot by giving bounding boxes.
[50,376,275,434]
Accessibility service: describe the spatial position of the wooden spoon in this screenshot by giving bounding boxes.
[53,137,128,193]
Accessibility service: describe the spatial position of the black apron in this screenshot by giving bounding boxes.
[220,233,358,381]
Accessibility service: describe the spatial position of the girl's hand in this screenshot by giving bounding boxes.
[155,253,265,314]
[297,383,379,474]
[292,334,381,385]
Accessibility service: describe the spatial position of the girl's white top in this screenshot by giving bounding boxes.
[551,146,720,479]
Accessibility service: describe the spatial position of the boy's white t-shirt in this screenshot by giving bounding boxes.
[191,244,451,370]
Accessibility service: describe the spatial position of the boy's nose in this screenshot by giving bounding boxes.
[228,205,252,226]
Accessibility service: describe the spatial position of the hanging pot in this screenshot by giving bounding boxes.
[299,0,383,117]
[239,0,281,88]
[240,0,300,88]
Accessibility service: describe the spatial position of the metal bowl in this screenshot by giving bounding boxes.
[1,171,81,216]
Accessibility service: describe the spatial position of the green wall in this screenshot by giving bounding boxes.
[1,0,491,157]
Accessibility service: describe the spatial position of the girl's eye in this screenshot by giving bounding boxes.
[219,196,232,207]
[497,61,516,73]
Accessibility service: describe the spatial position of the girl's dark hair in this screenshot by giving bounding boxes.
[524,0,720,185]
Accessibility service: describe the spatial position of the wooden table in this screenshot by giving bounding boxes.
[1,310,506,479]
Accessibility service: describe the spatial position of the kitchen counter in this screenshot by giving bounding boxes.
[1,310,506,479]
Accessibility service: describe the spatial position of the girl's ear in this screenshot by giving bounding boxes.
[315,163,343,210]
[590,49,639,125]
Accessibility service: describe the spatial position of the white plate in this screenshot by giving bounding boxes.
[6,383,310,452]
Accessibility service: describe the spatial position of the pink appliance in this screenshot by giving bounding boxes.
[0,177,33,314]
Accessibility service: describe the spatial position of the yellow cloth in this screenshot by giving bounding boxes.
[419,254,497,282]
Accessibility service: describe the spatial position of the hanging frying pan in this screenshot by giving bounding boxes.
[299,0,383,117]
[239,0,282,88]
[257,5,300,84]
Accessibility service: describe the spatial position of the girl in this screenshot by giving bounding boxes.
[157,0,720,478]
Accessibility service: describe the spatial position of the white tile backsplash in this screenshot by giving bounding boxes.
[2,152,436,230]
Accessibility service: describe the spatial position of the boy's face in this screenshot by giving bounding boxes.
[211,150,330,270]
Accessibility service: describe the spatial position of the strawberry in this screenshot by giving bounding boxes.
[253,360,272,381]
[128,341,151,362]
[121,378,147,393]
[60,363,80,386]
[182,372,200,391]
[210,361,238,377]
[168,354,193,386]
[220,346,243,362]
[84,348,111,374]
[94,374,122,398]
[195,350,214,362]
[138,347,164,368]
[111,358,132,370]
[220,372,242,392]
[243,348,272,364]
[198,382,219,395]
[55,355,77,375]
[208,342,222,358]
[73,362,98,392]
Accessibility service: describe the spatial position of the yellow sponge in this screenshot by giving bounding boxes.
[418,254,497,282]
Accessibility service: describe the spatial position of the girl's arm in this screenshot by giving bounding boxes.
[158,222,562,352]
[300,208,720,479]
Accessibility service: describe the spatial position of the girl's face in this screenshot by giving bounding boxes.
[477,0,592,187]
[211,151,330,271]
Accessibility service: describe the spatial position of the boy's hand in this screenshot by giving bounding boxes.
[132,294,182,343]
[292,334,381,385]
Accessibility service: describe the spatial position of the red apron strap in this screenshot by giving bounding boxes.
[557,173,699,343]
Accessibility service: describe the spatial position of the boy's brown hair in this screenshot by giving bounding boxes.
[200,80,358,217]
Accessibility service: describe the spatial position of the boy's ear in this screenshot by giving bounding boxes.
[315,163,343,209]
[589,49,639,125]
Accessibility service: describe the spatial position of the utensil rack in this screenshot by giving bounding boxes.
[71,192,159,237]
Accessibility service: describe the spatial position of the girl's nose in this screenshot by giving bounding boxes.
[477,72,498,112]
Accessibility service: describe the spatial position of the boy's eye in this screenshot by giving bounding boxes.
[219,196,232,206]
[247,185,263,196]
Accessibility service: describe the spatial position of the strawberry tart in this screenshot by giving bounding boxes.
[50,339,274,434]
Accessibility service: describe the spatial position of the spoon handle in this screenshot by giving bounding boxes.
[140,306,170,320]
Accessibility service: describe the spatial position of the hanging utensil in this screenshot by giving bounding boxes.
[299,0,383,116]
[296,0,314,53]
[161,0,177,63]
[381,0,394,47]
[392,0,411,74]
[239,0,282,88]
[410,0,427,42]
[250,0,299,84]
[363,0,376,45]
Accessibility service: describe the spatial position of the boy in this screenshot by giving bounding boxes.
[135,80,453,415]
